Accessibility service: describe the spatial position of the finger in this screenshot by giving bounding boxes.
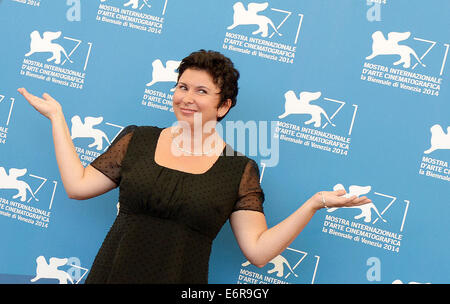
[348,196,371,206]
[329,195,355,207]
[332,189,347,196]
[339,195,358,206]
[354,198,372,206]
[42,92,55,102]
[18,87,32,99]
[334,189,346,194]
[346,195,357,201]
[18,88,39,104]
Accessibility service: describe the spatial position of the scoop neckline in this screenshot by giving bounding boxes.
[152,127,228,175]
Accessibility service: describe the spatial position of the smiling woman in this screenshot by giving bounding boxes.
[17,49,371,284]
[173,69,224,121]
[171,69,229,155]
[175,50,240,121]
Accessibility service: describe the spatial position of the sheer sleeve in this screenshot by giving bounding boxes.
[233,159,265,214]
[89,125,137,186]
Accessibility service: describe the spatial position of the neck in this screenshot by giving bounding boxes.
[171,123,224,156]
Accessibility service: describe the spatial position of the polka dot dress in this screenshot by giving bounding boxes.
[85,125,265,283]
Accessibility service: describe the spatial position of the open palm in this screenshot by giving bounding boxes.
[321,189,371,209]
[17,88,62,120]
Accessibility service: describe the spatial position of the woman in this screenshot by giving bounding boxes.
[18,50,371,283]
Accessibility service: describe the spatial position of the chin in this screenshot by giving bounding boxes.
[173,114,194,126]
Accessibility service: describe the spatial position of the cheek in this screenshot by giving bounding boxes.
[172,92,182,105]
[197,101,215,113]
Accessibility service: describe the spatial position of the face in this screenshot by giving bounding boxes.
[173,68,231,129]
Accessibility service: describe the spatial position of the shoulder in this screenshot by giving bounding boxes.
[139,125,165,131]
[222,145,259,172]
[125,125,165,136]
[112,125,164,144]
[132,125,164,132]
[225,145,257,163]
[110,125,138,143]
[235,153,261,178]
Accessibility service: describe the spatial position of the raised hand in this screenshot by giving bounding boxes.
[17,87,117,200]
[17,88,62,120]
[314,189,371,210]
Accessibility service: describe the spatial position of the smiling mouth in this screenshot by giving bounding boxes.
[180,108,197,114]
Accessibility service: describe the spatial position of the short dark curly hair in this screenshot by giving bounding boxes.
[177,50,240,122]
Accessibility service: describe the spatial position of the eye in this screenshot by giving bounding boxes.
[197,89,207,94]
[177,84,187,90]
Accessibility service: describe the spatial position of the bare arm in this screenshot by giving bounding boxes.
[18,88,116,200]
[229,190,371,267]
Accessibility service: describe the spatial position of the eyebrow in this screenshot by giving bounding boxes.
[178,81,212,91]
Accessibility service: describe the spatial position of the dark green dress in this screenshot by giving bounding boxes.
[85,125,265,283]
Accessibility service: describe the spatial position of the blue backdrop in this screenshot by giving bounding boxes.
[0,0,449,284]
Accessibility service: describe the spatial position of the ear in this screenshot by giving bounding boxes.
[217,99,232,119]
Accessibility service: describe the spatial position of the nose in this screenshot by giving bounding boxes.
[181,89,195,105]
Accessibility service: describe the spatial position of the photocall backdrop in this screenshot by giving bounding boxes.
[0,0,448,284]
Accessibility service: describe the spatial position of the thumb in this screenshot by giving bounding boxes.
[333,189,347,196]
[42,92,55,101]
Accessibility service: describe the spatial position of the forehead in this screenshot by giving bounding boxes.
[178,68,217,88]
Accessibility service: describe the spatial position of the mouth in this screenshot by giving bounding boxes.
[180,108,197,114]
